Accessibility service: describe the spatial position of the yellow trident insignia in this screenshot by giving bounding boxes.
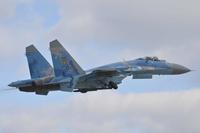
[63,59,67,64]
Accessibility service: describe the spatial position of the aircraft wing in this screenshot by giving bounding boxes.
[80,68,122,81]
[87,69,120,77]
[75,68,127,90]
[75,66,162,89]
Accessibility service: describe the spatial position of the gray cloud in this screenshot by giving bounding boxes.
[1,0,200,68]
[0,0,33,19]
[1,89,200,133]
[48,0,200,67]
[0,1,199,132]
[55,0,200,44]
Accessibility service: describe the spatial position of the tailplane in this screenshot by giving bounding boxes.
[50,40,85,77]
[26,45,54,79]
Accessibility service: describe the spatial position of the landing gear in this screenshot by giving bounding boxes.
[108,81,118,89]
[73,82,118,93]
[80,90,87,93]
[75,89,87,93]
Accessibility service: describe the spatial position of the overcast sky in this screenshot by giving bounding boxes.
[0,0,200,133]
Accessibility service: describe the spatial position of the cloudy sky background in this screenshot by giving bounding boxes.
[0,0,200,133]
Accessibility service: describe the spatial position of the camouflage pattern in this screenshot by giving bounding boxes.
[8,40,190,95]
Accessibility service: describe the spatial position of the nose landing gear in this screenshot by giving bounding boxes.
[108,81,118,89]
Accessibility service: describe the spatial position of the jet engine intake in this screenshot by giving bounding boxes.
[133,74,152,79]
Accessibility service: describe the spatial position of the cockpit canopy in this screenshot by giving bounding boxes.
[137,57,165,62]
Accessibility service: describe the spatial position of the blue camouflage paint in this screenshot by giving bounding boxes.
[50,40,85,77]
[26,45,54,79]
[8,40,191,95]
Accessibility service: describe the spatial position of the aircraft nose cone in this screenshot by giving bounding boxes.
[8,83,13,87]
[8,82,15,87]
[171,64,191,74]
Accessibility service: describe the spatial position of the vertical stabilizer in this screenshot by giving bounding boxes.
[26,45,54,79]
[50,40,85,77]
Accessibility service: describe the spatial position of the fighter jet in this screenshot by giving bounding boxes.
[8,40,191,95]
